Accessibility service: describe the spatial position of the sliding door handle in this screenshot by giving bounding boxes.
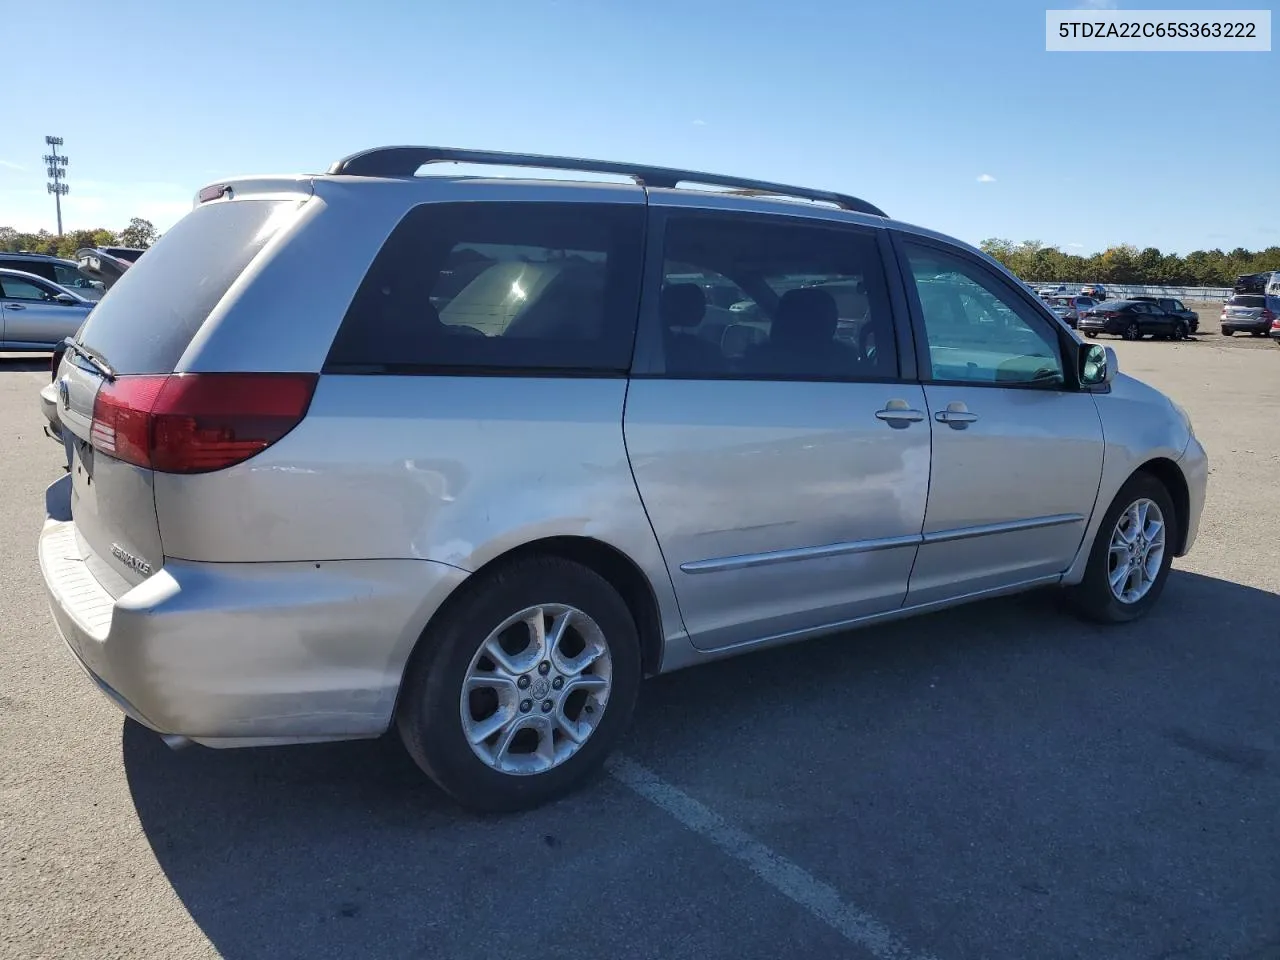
[875,399,926,427]
[935,402,979,429]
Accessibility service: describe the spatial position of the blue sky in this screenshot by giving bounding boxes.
[2,0,1276,254]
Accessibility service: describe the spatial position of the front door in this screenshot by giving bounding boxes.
[895,237,1106,606]
[0,273,71,346]
[625,207,929,652]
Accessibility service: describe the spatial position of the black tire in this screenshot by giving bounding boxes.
[1123,321,1141,341]
[1174,322,1188,341]
[1085,331,1098,339]
[1251,331,1265,337]
[1221,328,1234,336]
[1066,472,1178,624]
[396,555,642,812]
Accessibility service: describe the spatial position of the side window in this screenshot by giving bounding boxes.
[657,214,898,380]
[52,263,90,290]
[1,276,53,301]
[902,242,1064,386]
[1172,300,1186,312]
[326,202,644,373]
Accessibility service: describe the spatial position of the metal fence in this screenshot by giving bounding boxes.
[1026,282,1235,302]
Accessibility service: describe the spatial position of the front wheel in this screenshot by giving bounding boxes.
[1221,329,1234,336]
[1066,472,1177,624]
[397,555,641,812]
[1085,331,1098,339]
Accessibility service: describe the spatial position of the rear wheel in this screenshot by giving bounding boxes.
[1221,328,1234,336]
[1122,321,1142,341]
[1085,331,1098,339]
[397,555,641,812]
[1066,472,1177,624]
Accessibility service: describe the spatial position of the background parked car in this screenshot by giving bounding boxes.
[1037,284,1066,299]
[0,268,96,351]
[1131,296,1199,334]
[1078,299,1191,341]
[1220,294,1275,336]
[74,246,145,291]
[1080,284,1108,300]
[1234,272,1275,295]
[1047,294,1096,328]
[0,252,104,300]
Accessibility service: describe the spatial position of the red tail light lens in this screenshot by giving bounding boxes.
[90,373,317,473]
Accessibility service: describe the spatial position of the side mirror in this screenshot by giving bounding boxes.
[52,293,78,305]
[1079,342,1116,386]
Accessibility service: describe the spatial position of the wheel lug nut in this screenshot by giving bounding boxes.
[541,700,553,713]
[520,699,532,713]
[517,676,531,689]
[552,677,564,690]
[538,661,551,676]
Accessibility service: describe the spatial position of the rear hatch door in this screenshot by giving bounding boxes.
[57,193,309,594]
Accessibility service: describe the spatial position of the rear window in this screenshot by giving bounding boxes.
[325,201,644,374]
[1229,295,1266,307]
[76,199,300,374]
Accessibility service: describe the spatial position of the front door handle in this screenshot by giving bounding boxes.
[875,398,926,428]
[935,401,979,429]
[4,303,26,310]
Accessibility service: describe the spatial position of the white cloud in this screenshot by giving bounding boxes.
[0,159,25,172]
[691,119,707,126]
[976,173,996,183]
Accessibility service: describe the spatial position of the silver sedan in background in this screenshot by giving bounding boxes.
[1,268,95,351]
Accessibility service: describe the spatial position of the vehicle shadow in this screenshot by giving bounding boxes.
[123,569,1280,960]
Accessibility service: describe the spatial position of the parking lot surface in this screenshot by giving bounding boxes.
[2,329,1278,960]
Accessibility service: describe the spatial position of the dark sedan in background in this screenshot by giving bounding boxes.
[1078,299,1192,341]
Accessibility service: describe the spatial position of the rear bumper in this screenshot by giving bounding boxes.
[1078,320,1122,335]
[38,476,467,746]
[1221,318,1269,333]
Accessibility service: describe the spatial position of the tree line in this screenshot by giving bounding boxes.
[980,239,1280,287]
[0,218,160,259]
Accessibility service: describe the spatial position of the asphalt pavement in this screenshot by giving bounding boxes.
[2,329,1278,960]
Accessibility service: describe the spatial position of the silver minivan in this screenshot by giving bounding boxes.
[39,146,1208,811]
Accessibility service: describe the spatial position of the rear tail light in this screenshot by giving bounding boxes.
[1262,308,1276,325]
[90,373,317,473]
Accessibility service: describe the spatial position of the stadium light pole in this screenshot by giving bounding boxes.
[44,136,69,236]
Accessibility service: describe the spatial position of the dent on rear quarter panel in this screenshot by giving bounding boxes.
[153,376,687,645]
[1060,374,1191,585]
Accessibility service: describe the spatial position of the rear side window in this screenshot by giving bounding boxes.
[1229,295,1266,308]
[75,199,301,374]
[325,202,644,374]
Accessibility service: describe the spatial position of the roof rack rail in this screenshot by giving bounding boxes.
[326,145,887,218]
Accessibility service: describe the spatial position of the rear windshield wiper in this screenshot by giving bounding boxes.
[62,337,116,381]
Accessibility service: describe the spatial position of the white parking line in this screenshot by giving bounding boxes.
[608,757,937,960]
